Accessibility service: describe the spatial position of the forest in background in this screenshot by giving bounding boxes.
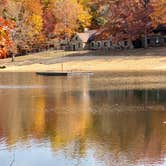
[0,0,166,58]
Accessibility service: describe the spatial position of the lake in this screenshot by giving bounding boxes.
[0,72,166,166]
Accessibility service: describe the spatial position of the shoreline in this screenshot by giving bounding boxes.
[0,47,166,73]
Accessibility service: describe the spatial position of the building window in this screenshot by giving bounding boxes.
[104,42,107,47]
[164,38,166,43]
[147,38,151,45]
[124,41,128,46]
[97,42,101,47]
[91,42,95,47]
[75,36,78,40]
[155,37,159,44]
[78,43,81,48]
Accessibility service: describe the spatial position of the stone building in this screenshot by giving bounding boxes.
[89,29,133,50]
[146,24,166,47]
[67,24,166,51]
[68,30,96,51]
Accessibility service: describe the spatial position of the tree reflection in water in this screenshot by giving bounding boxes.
[0,73,166,165]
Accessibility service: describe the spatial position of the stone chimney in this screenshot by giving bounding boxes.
[84,28,89,32]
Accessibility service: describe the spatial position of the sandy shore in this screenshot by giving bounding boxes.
[0,47,166,72]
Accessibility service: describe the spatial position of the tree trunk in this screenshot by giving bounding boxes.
[129,40,134,49]
[144,29,148,48]
[11,53,15,62]
[128,36,134,49]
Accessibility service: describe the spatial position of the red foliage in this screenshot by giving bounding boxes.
[0,17,14,58]
[106,0,152,43]
[42,10,56,37]
[95,0,153,46]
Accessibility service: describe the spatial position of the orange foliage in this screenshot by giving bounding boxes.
[54,0,91,38]
[151,0,166,27]
[0,17,14,58]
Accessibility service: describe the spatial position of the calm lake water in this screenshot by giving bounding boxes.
[1,72,166,166]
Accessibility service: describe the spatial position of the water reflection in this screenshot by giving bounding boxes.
[0,73,166,165]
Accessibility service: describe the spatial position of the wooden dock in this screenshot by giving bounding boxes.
[36,71,93,76]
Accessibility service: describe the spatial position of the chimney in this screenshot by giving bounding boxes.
[84,28,89,32]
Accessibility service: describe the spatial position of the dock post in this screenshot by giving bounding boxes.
[11,53,15,62]
[61,64,63,72]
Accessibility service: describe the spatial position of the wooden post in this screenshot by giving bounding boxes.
[11,53,15,62]
[61,64,63,72]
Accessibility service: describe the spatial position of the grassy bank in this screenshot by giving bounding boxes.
[0,47,166,72]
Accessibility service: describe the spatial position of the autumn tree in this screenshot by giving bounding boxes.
[0,17,14,58]
[54,0,91,38]
[5,0,44,53]
[1,0,166,57]
[0,0,15,58]
[41,0,56,38]
[138,0,153,48]
[151,0,166,27]
[79,0,106,28]
[96,0,153,48]
[0,0,7,14]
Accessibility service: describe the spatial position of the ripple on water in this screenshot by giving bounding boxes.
[0,85,47,89]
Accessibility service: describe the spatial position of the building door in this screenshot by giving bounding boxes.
[73,45,76,51]
[133,39,142,48]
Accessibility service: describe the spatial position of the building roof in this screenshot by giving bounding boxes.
[153,24,166,33]
[88,29,111,42]
[76,30,97,43]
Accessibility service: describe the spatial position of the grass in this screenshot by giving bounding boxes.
[0,47,166,72]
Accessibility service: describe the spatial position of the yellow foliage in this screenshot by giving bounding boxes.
[29,14,43,33]
[78,9,92,28]
[54,0,91,37]
[151,0,166,26]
